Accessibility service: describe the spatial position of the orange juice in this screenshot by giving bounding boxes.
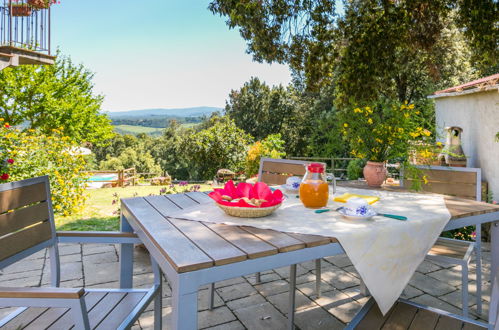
[300,180,329,208]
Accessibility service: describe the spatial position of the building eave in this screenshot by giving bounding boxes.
[428,85,499,99]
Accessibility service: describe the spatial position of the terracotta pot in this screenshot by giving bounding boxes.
[11,5,32,16]
[363,161,387,187]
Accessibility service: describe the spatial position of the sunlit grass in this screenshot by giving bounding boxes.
[55,184,212,231]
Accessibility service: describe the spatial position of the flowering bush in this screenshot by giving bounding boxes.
[245,134,286,177]
[341,100,430,162]
[0,120,88,215]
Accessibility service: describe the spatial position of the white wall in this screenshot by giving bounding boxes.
[435,89,499,201]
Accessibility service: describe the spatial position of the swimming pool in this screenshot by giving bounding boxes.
[87,173,118,188]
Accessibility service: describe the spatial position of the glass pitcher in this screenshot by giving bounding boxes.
[299,163,329,208]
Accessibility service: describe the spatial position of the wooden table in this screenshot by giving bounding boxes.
[120,187,499,330]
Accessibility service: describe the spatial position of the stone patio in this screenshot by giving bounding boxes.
[0,242,491,329]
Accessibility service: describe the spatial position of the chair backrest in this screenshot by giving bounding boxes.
[257,158,328,185]
[402,165,481,201]
[0,176,58,269]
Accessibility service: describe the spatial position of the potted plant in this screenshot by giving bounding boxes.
[10,1,32,16]
[27,0,58,9]
[341,100,430,187]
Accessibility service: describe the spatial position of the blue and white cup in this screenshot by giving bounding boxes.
[344,197,372,217]
[284,176,302,192]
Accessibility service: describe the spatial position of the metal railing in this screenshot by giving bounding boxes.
[0,0,50,53]
[288,156,355,179]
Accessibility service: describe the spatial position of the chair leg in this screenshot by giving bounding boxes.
[49,245,60,287]
[475,225,483,315]
[208,283,215,310]
[288,264,297,330]
[255,272,261,284]
[315,259,321,297]
[71,296,90,330]
[462,263,469,317]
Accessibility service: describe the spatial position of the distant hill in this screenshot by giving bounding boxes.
[106,106,222,118]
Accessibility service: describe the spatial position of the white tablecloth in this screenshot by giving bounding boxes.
[169,186,451,314]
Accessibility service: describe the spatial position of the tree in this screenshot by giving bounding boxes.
[99,147,162,174]
[224,77,314,155]
[245,133,286,177]
[0,52,114,145]
[183,116,253,179]
[210,0,496,106]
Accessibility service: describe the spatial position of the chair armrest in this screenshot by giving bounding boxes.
[57,231,141,244]
[0,287,84,299]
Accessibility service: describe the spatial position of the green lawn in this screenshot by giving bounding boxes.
[113,125,164,136]
[55,184,212,231]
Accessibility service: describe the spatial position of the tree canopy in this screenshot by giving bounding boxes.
[210,0,497,106]
[0,53,114,145]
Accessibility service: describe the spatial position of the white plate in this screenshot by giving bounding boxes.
[338,207,377,221]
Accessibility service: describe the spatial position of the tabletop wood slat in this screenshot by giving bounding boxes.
[204,222,278,259]
[241,226,306,253]
[434,315,463,330]
[186,191,213,203]
[286,232,337,247]
[165,193,199,209]
[122,197,214,273]
[408,309,439,330]
[145,196,248,266]
[380,301,418,329]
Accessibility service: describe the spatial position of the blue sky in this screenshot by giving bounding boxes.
[51,1,291,111]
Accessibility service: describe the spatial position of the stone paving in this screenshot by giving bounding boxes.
[0,242,491,329]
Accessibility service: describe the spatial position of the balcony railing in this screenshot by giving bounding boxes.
[0,0,50,54]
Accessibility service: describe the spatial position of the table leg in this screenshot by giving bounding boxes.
[173,279,198,330]
[120,213,134,289]
[492,221,499,282]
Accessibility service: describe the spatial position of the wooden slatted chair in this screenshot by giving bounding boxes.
[0,176,162,329]
[345,266,499,330]
[403,165,483,317]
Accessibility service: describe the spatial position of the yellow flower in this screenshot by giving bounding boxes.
[375,138,383,144]
[409,132,420,138]
[354,108,362,113]
[398,128,404,133]
[422,129,431,137]
[415,111,420,115]
[357,138,363,143]
[343,123,348,128]
[408,104,415,110]
[367,118,373,125]
[365,106,372,113]
[423,175,428,184]
[436,142,443,146]
[404,113,410,118]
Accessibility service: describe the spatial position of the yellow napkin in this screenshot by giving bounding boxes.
[333,193,380,205]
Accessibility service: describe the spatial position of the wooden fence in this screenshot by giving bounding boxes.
[85,168,137,187]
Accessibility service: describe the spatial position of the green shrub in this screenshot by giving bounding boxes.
[99,147,162,174]
[245,134,286,177]
[0,122,88,216]
[346,159,365,180]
